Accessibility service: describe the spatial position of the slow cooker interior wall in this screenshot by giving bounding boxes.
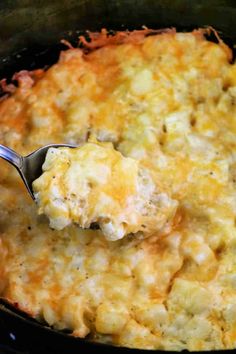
[0,0,236,79]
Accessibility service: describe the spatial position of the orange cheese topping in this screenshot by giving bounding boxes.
[0,29,236,350]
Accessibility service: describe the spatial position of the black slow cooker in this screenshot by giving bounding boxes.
[0,1,236,353]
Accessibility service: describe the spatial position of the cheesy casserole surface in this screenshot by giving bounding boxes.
[1,29,236,350]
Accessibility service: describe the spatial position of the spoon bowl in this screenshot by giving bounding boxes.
[0,144,76,199]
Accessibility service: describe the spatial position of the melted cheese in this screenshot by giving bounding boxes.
[33,141,177,240]
[0,30,236,351]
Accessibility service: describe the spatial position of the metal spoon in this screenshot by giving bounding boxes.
[0,144,75,200]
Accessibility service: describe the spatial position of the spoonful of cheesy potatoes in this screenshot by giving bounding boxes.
[0,140,177,241]
[32,141,178,241]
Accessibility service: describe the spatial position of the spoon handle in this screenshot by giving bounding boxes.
[0,144,23,170]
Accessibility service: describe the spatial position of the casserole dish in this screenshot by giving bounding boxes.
[1,0,236,353]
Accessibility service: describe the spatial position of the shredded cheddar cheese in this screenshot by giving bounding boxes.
[0,29,236,350]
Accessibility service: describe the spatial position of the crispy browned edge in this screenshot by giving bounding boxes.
[0,26,232,99]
